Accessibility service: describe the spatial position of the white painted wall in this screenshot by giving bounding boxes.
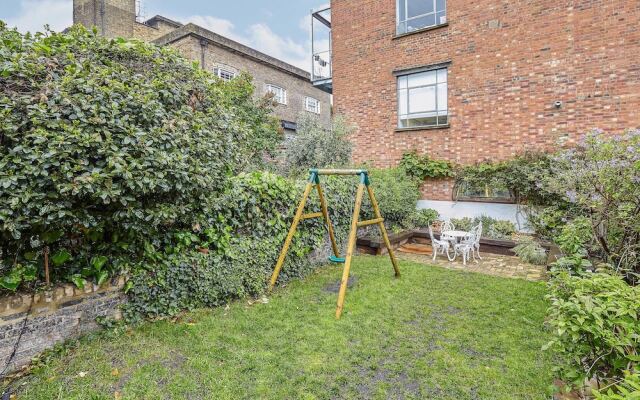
[417,200,531,232]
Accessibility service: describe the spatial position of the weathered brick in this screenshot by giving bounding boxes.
[331,0,640,200]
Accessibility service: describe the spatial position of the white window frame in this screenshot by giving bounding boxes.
[304,97,321,114]
[397,66,448,129]
[266,84,287,105]
[397,0,447,35]
[214,67,236,82]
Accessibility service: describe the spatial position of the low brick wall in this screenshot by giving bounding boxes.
[0,278,127,374]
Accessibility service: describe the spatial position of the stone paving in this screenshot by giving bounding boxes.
[398,246,547,282]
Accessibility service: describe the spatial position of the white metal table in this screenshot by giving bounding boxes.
[441,230,472,261]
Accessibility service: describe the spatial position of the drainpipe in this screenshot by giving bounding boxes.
[199,39,207,70]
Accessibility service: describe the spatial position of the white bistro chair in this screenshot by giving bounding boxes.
[440,220,456,245]
[428,226,451,261]
[454,223,483,265]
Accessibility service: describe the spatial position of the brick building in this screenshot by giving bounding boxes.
[73,0,332,136]
[312,1,640,227]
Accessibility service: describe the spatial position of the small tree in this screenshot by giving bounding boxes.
[546,130,640,282]
[281,114,353,174]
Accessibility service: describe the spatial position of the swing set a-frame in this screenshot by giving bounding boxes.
[268,169,400,319]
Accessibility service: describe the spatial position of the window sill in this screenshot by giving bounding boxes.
[393,23,449,40]
[395,124,450,132]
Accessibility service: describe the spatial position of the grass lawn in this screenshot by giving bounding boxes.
[16,256,554,399]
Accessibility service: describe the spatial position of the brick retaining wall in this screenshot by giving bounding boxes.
[0,278,126,375]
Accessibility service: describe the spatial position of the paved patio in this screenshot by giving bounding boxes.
[397,243,547,282]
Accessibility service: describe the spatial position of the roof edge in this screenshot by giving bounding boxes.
[152,22,311,81]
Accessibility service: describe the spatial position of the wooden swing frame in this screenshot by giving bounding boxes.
[268,169,400,319]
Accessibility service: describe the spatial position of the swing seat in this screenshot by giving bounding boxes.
[329,255,346,263]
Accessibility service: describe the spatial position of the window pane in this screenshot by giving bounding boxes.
[436,11,447,25]
[436,0,446,12]
[397,20,407,34]
[437,115,448,125]
[437,68,447,83]
[409,86,436,113]
[398,88,408,115]
[407,13,436,31]
[407,0,434,18]
[408,116,438,127]
[398,76,408,89]
[408,70,436,87]
[437,83,447,111]
[398,0,406,22]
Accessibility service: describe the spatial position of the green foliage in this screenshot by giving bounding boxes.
[552,217,594,273]
[399,151,455,180]
[123,171,355,320]
[456,152,559,206]
[363,168,421,231]
[512,237,548,265]
[545,271,640,390]
[0,25,278,291]
[593,371,640,399]
[281,114,353,175]
[546,130,640,282]
[409,208,440,229]
[450,216,516,240]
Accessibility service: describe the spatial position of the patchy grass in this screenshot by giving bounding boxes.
[16,256,553,399]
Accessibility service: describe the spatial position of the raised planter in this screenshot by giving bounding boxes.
[357,228,560,265]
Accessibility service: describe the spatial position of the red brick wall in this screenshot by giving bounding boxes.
[331,0,640,200]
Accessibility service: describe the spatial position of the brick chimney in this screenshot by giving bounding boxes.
[73,0,136,38]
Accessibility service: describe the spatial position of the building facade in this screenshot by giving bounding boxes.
[313,0,640,227]
[73,0,332,136]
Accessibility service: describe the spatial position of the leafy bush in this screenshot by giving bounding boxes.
[450,216,516,240]
[410,208,440,229]
[362,168,421,231]
[593,371,640,399]
[281,114,353,175]
[546,130,640,282]
[124,171,355,320]
[552,217,594,273]
[456,151,560,206]
[399,151,455,180]
[0,25,279,291]
[512,237,547,265]
[545,271,640,390]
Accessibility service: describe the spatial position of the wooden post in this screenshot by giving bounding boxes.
[367,186,400,277]
[335,181,365,319]
[317,184,340,258]
[268,182,314,291]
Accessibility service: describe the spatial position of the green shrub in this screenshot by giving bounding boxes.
[450,216,516,240]
[410,208,440,229]
[512,237,547,265]
[546,130,640,282]
[552,217,594,273]
[0,25,279,291]
[593,371,640,399]
[124,171,355,320]
[281,114,353,175]
[399,151,455,180]
[363,168,421,231]
[545,271,640,390]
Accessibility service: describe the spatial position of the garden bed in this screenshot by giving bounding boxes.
[357,228,559,265]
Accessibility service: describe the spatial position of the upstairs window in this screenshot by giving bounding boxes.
[266,84,287,105]
[397,0,447,35]
[304,97,321,114]
[397,67,448,128]
[214,67,236,82]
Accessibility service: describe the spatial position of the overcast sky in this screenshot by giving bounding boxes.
[0,0,329,71]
